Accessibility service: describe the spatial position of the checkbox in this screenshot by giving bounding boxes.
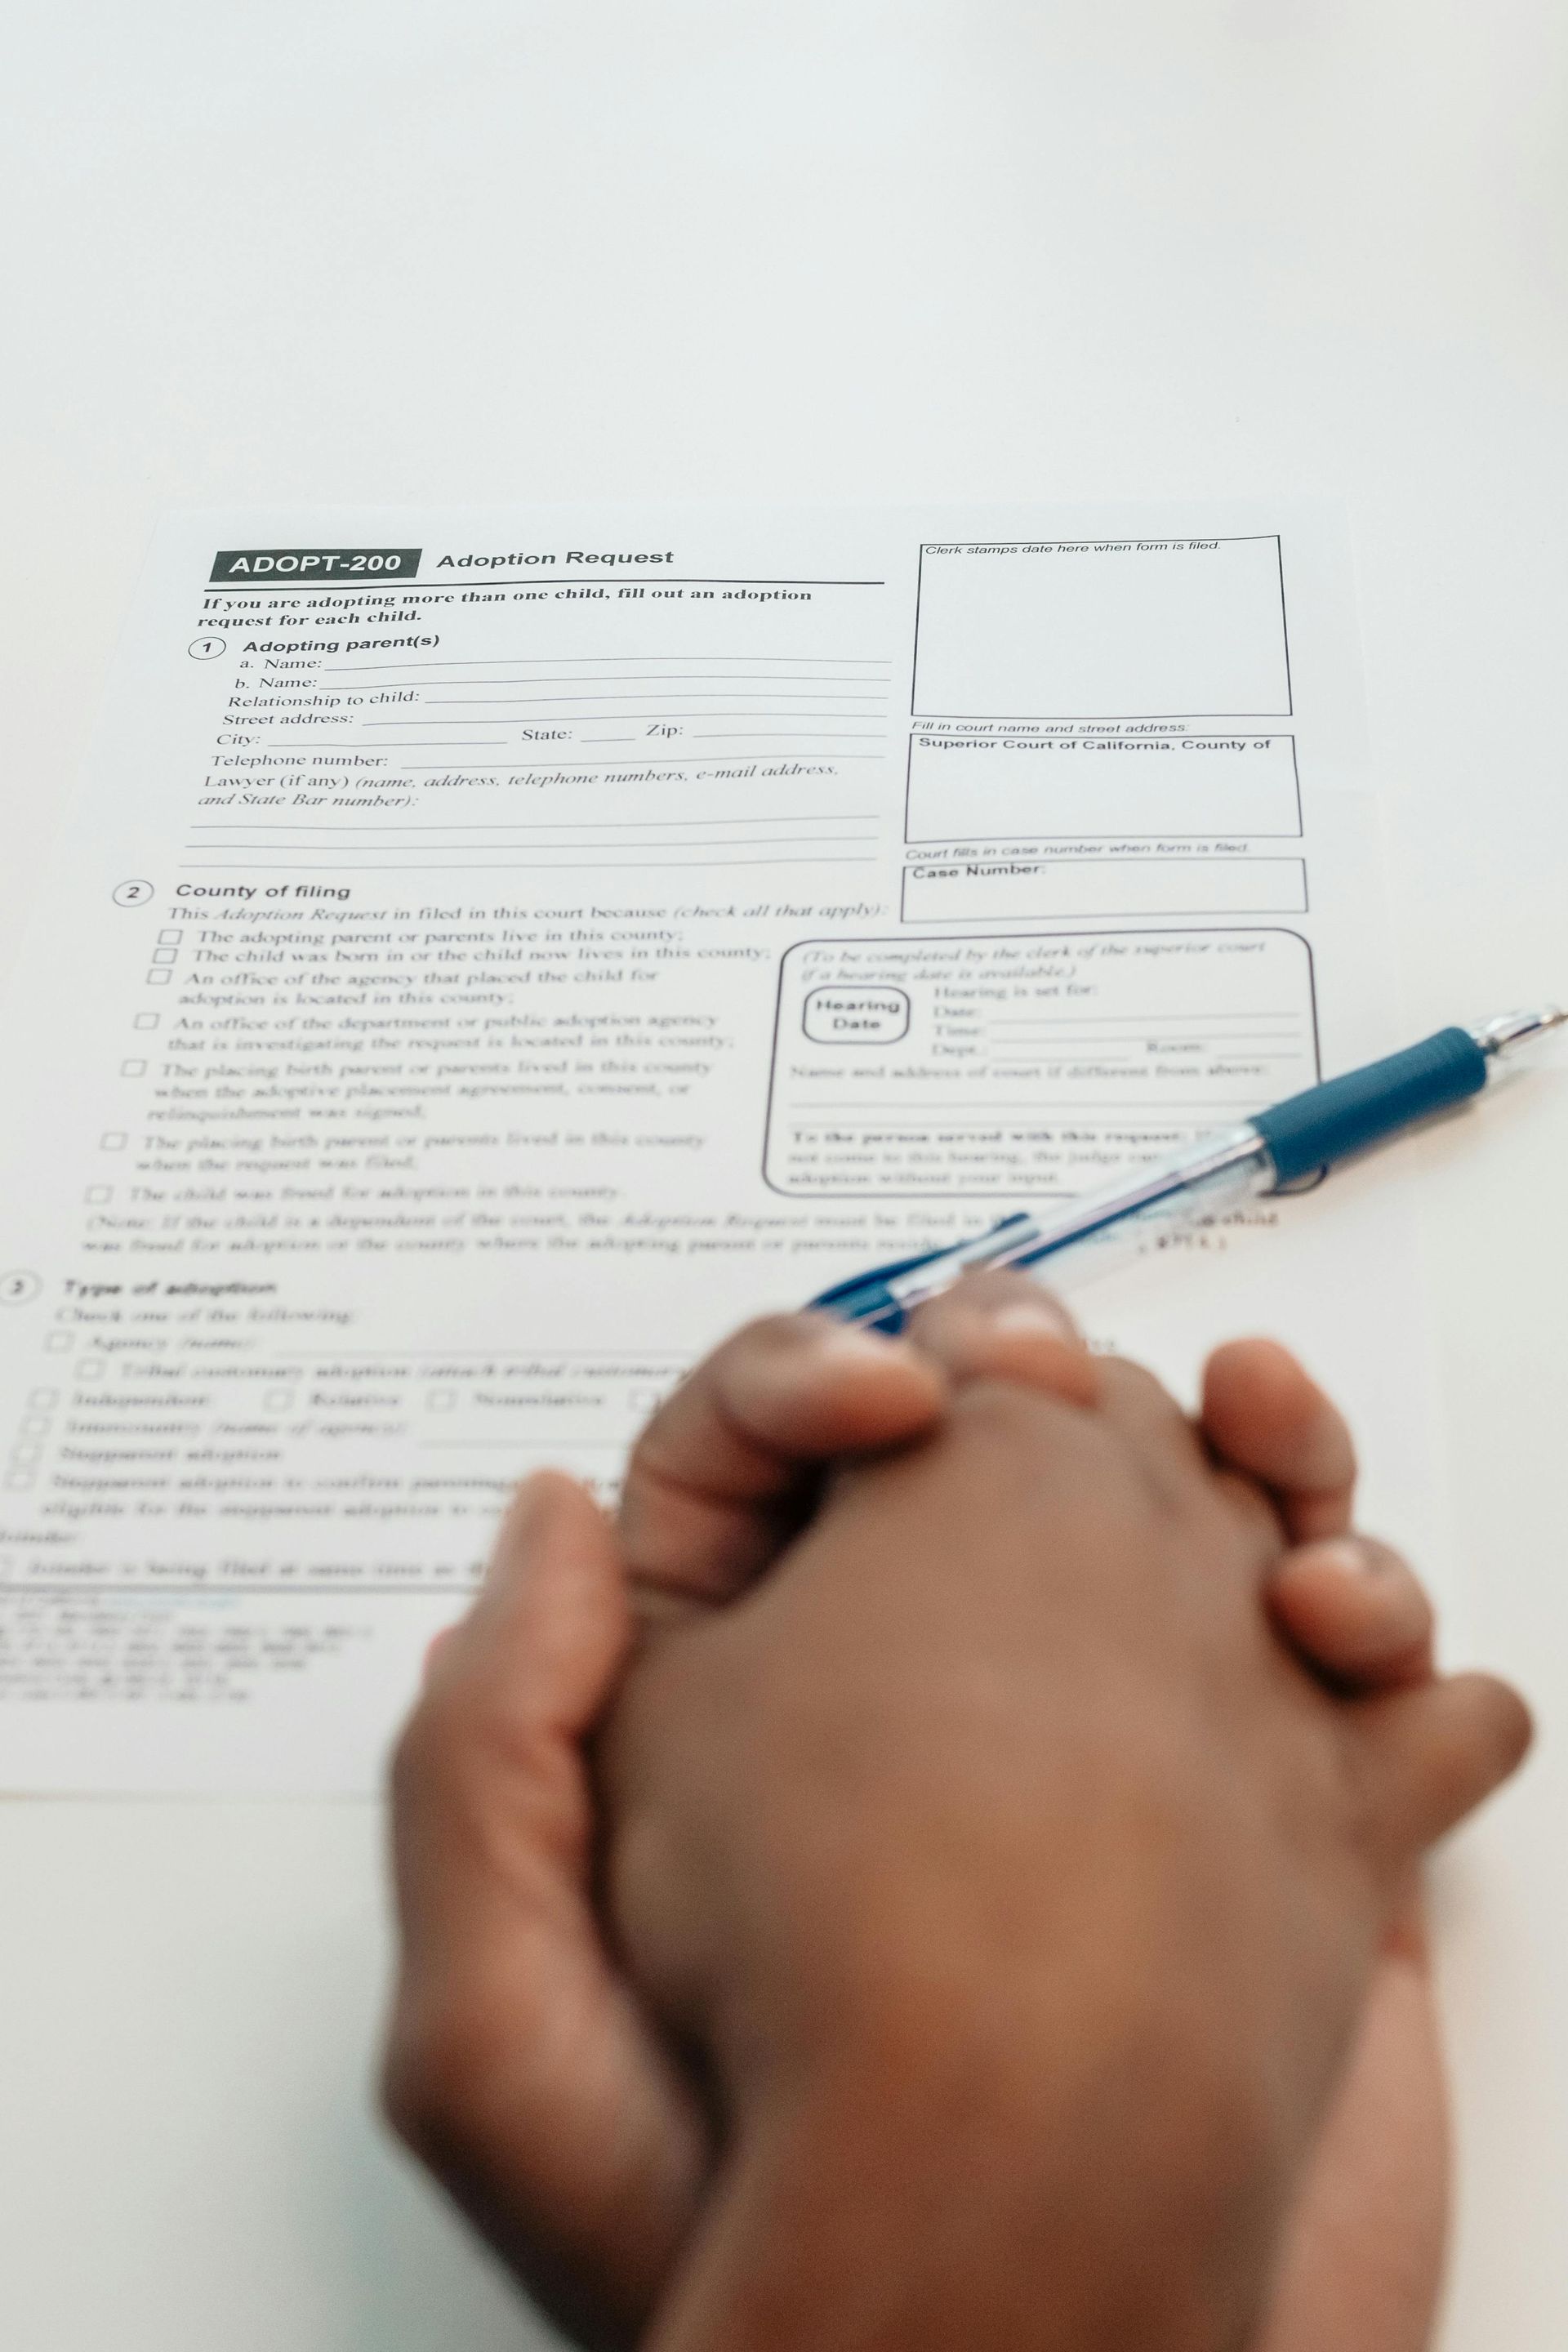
[9,1446,41,1468]
[264,1388,295,1412]
[151,947,179,965]
[86,1185,113,1204]
[120,1058,147,1077]
[3,1472,35,1492]
[44,1333,72,1352]
[27,1389,59,1408]
[426,1388,457,1411]
[158,929,180,946]
[145,969,172,987]
[134,1012,159,1031]
[20,1417,50,1439]
[77,1360,105,1380]
[629,1386,665,1414]
[100,1132,127,1151]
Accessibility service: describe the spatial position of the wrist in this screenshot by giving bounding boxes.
[652,1974,1293,2352]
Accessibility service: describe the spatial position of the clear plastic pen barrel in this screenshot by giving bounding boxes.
[882,1124,1278,1318]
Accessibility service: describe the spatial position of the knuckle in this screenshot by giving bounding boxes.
[381,1989,506,2165]
[390,1666,488,1784]
[621,1417,675,1490]
[746,1310,822,1348]
[940,1374,1122,1492]
[390,1668,554,1827]
[1470,1673,1535,1777]
[379,2006,437,2152]
[946,1372,1055,1446]
[1098,1354,1183,1419]
[716,1312,821,1373]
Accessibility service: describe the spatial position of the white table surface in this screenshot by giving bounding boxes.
[2,5,1566,2345]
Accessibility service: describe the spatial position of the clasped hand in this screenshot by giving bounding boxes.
[384,1280,1529,2352]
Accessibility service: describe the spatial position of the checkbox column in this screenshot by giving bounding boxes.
[147,932,180,988]
[7,1389,57,1490]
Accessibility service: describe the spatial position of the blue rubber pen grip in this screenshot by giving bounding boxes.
[1254,1026,1489,1185]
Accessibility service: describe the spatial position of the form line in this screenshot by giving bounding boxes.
[323,653,893,670]
[187,814,880,831]
[425,693,888,705]
[401,674,889,688]
[787,1102,1267,1112]
[176,856,880,870]
[398,756,888,768]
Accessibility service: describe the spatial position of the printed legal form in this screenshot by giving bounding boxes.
[0,506,1451,1791]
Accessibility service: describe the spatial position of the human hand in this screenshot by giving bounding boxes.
[384,1292,1526,2352]
[600,1295,1526,2352]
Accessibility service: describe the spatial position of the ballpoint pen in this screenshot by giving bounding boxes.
[809,1005,1566,1334]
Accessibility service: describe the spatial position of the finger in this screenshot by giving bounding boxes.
[910,1274,1227,1508]
[385,1472,706,2345]
[422,1624,457,1678]
[1252,1885,1447,2352]
[1202,1339,1357,1542]
[1267,1537,1435,1692]
[1352,1672,1534,1868]
[1092,1352,1218,1500]
[619,1314,946,1609]
[903,1270,1101,1408]
[424,1471,627,1735]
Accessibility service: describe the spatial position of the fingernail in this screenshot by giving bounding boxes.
[1311,1536,1378,1575]
[810,1322,906,1366]
[978,1295,1079,1342]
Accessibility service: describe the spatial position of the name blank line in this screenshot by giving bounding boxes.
[324,654,893,671]
[405,674,886,688]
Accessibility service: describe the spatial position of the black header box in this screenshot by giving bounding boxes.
[208,548,422,587]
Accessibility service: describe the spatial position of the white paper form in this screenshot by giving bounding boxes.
[0,506,1443,1792]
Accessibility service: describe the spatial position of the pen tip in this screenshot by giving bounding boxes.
[1473,1005,1568,1059]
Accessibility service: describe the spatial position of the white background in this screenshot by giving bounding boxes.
[2,5,1566,2345]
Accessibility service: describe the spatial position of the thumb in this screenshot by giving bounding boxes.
[384,1472,708,2350]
